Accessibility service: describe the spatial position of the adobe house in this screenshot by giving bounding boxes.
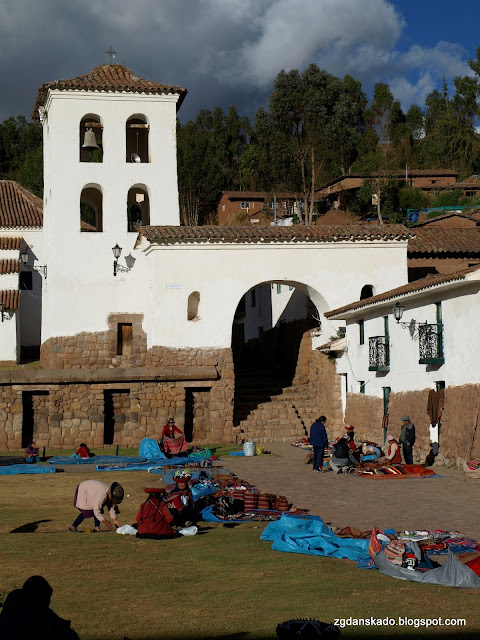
[317,170,459,211]
[217,191,299,225]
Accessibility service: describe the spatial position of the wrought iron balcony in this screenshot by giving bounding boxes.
[369,336,390,371]
[418,322,444,365]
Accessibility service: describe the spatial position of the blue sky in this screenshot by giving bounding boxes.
[0,0,478,124]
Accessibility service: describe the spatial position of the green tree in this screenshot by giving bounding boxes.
[0,115,42,180]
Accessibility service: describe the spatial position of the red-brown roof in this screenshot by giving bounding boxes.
[318,169,459,192]
[0,259,19,275]
[408,228,480,254]
[33,64,187,118]
[410,212,478,228]
[0,237,23,250]
[222,191,298,200]
[325,264,480,318]
[0,290,19,310]
[0,182,43,228]
[136,224,413,246]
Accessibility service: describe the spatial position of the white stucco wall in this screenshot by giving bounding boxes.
[335,278,480,396]
[41,90,180,341]
[140,240,408,349]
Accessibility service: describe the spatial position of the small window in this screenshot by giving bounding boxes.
[359,381,366,394]
[358,320,364,345]
[435,381,445,392]
[289,285,294,291]
[117,323,132,356]
[187,291,200,321]
[20,272,33,291]
[251,289,256,308]
[360,285,374,300]
[276,284,282,294]
[240,201,250,209]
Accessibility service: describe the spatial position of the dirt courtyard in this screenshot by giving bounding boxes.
[223,443,480,540]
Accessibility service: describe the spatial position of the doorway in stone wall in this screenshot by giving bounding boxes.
[184,388,211,443]
[103,389,130,445]
[21,390,49,448]
[231,281,319,429]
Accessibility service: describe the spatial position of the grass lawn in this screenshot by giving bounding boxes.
[1,467,479,639]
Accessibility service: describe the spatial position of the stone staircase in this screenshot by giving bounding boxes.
[235,375,319,443]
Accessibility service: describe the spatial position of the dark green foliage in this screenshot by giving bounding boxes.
[398,185,430,211]
[430,189,463,207]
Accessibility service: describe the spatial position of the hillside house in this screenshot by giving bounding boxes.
[217,191,299,225]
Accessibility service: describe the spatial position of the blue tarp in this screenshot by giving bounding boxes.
[0,464,57,475]
[138,438,166,460]
[48,455,147,465]
[162,469,212,485]
[147,457,192,472]
[260,513,370,562]
[200,505,249,523]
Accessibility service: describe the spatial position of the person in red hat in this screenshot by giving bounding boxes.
[344,425,357,451]
[162,469,196,528]
[384,434,402,464]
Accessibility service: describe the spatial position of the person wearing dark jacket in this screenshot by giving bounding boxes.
[309,416,329,473]
[330,437,352,474]
[399,415,416,464]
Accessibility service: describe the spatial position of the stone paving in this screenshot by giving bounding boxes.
[223,443,480,540]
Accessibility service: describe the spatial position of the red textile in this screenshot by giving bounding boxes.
[76,445,91,458]
[163,434,188,454]
[136,496,176,536]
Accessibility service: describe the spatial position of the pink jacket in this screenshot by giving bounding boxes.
[74,480,117,522]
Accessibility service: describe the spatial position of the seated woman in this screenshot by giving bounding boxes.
[25,441,40,464]
[136,489,180,539]
[344,425,357,451]
[74,443,94,459]
[160,418,188,456]
[384,434,402,464]
[330,437,352,474]
[162,469,196,528]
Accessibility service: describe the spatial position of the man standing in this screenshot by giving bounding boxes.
[399,415,416,464]
[310,416,328,473]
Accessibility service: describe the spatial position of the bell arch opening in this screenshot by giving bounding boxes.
[80,185,103,232]
[126,114,149,163]
[127,185,150,232]
[80,114,103,163]
[231,280,323,431]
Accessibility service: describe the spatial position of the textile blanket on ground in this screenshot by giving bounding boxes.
[260,513,370,562]
[356,464,438,479]
[0,456,25,466]
[95,457,192,471]
[48,455,147,465]
[138,437,166,460]
[162,469,213,485]
[374,549,480,588]
[0,464,57,475]
[201,505,291,523]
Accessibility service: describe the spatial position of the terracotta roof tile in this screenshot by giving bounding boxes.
[0,237,23,250]
[222,191,298,200]
[325,265,480,318]
[318,169,459,192]
[0,181,43,228]
[0,259,19,275]
[410,212,477,227]
[33,64,187,118]
[136,224,414,246]
[0,290,19,311]
[408,228,480,254]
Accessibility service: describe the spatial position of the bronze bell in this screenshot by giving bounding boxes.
[82,128,99,150]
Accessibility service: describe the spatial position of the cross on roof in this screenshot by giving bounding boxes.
[106,46,117,64]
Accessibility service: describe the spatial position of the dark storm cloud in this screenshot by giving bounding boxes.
[0,0,471,123]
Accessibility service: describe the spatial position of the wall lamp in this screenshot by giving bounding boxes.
[392,301,426,340]
[112,244,135,276]
[0,300,5,322]
[19,249,47,279]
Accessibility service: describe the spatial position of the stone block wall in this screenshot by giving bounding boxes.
[344,383,480,467]
[40,314,147,369]
[308,350,344,437]
[146,346,234,443]
[344,393,384,443]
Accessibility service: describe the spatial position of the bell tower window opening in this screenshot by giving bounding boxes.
[127,186,150,232]
[80,115,103,163]
[126,115,149,163]
[80,186,103,232]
